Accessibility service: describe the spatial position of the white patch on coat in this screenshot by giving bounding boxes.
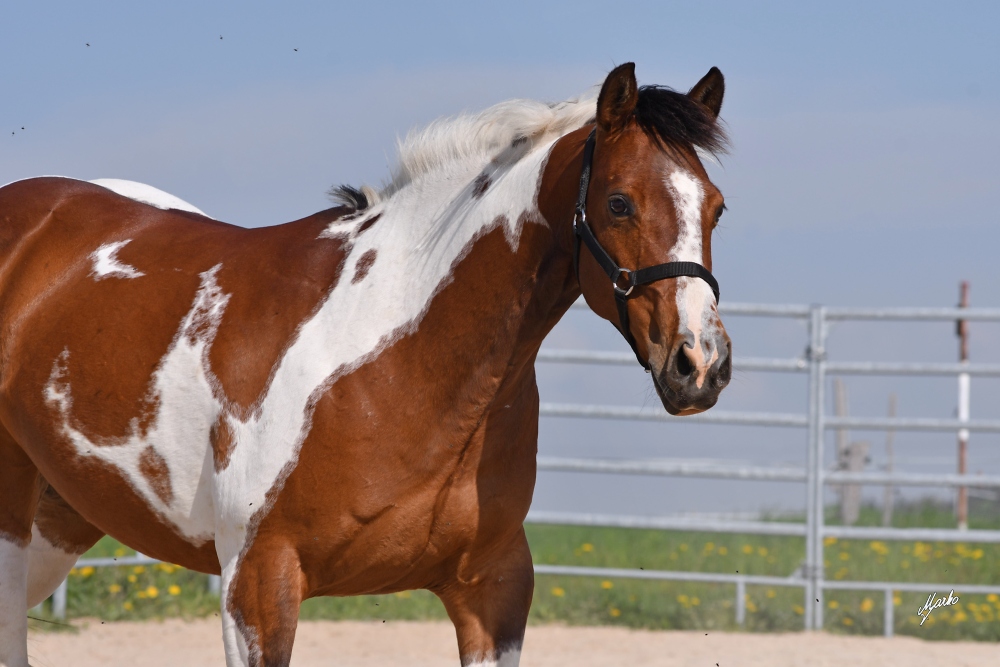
[45,265,229,544]
[466,648,522,667]
[665,170,720,385]
[89,178,212,217]
[90,240,145,280]
[26,525,80,608]
[0,537,29,666]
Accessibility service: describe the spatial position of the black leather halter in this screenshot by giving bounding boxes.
[572,129,721,371]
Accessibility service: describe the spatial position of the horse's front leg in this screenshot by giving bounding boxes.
[435,529,534,667]
[216,533,305,667]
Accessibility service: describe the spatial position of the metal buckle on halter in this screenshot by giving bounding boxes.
[612,267,635,297]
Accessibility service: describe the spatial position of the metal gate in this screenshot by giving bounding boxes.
[530,300,1000,635]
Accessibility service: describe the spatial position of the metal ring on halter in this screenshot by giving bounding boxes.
[612,268,635,297]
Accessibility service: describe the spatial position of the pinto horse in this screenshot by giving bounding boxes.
[0,63,731,667]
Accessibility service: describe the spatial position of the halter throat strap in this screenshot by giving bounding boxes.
[572,129,721,371]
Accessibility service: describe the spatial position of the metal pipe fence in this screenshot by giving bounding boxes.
[530,299,1000,635]
[40,299,1000,636]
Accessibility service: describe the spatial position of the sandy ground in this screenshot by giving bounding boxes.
[26,618,998,667]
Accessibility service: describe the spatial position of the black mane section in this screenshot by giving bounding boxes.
[634,86,728,156]
[327,184,370,211]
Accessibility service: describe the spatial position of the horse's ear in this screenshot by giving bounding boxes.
[687,67,725,119]
[597,63,638,133]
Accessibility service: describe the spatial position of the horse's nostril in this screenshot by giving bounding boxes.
[675,345,694,377]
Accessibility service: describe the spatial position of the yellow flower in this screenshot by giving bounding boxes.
[127,574,137,583]
[123,601,133,611]
[581,543,593,552]
[703,542,715,552]
[893,595,901,606]
[741,544,753,555]
[168,585,181,596]
[838,552,850,561]
[757,546,768,557]
[868,541,889,556]
[679,544,689,552]
[842,617,854,626]
[601,581,613,590]
[394,591,411,599]
[69,568,78,576]
[79,566,95,577]
[145,586,159,598]
[677,594,690,606]
[824,536,838,546]
[987,593,999,603]
[133,566,145,574]
[137,591,147,599]
[114,548,126,557]
[793,604,804,615]
[609,607,621,617]
[691,597,700,606]
[828,600,839,609]
[860,598,874,612]
[766,589,776,599]
[108,584,122,594]
[746,600,758,613]
[551,587,565,597]
[718,546,728,555]
[971,549,984,560]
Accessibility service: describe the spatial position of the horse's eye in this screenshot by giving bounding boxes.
[715,204,726,223]
[608,195,632,217]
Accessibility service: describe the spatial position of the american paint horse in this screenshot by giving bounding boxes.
[0,63,731,666]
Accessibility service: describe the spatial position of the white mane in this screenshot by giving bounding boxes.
[372,92,597,203]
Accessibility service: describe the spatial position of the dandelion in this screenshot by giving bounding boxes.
[718,546,728,555]
[766,589,776,599]
[838,552,850,561]
[679,544,689,552]
[824,536,838,546]
[971,549,984,560]
[609,607,621,617]
[746,600,758,613]
[108,584,122,594]
[893,595,901,606]
[677,594,690,606]
[703,542,715,553]
[842,617,854,626]
[146,586,159,598]
[741,545,753,555]
[127,575,138,583]
[828,600,839,609]
[551,587,565,597]
[114,548,126,557]
[757,546,768,557]
[168,585,181,596]
[394,591,411,599]
[69,568,78,576]
[793,605,804,615]
[691,597,700,606]
[79,566,95,577]
[868,541,889,556]
[581,543,594,552]
[860,598,874,612]
[601,581,613,590]
[133,566,146,574]
[123,601,134,611]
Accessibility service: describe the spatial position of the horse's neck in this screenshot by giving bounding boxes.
[307,141,575,405]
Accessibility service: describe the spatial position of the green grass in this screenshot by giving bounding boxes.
[32,500,1000,641]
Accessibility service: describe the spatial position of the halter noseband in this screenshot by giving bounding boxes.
[572,129,721,372]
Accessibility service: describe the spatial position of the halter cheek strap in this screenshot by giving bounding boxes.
[572,129,721,371]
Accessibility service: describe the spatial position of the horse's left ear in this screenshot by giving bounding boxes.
[597,62,638,133]
[687,67,725,119]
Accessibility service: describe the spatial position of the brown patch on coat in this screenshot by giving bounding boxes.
[472,173,491,199]
[352,249,377,284]
[211,416,236,473]
[356,213,382,235]
[138,446,173,505]
[33,484,104,554]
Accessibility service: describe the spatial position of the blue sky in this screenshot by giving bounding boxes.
[3,2,999,516]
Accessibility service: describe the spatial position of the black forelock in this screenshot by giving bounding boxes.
[633,85,728,157]
[327,184,370,211]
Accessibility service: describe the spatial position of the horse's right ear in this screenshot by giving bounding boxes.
[597,63,638,133]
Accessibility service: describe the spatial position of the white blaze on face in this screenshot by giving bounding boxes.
[91,240,145,280]
[665,170,720,386]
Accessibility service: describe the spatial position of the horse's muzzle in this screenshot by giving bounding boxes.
[653,333,732,415]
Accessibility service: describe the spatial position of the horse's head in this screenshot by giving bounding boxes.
[575,63,731,415]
